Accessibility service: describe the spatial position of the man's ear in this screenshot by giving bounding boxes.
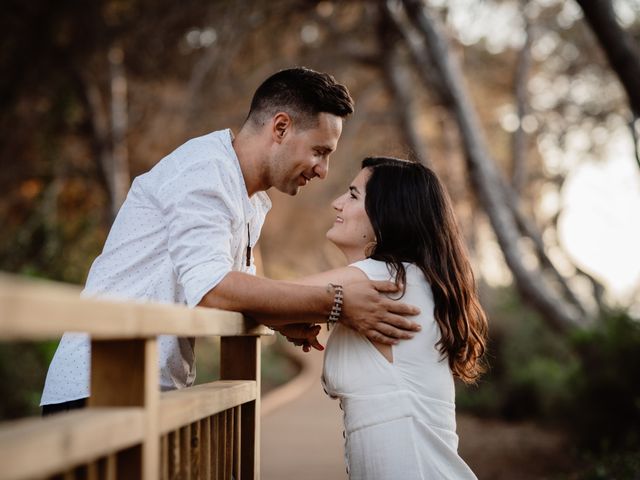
[272,112,291,143]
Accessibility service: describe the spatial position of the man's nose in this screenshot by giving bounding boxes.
[313,158,329,179]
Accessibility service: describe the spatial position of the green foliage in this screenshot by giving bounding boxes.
[457,286,578,421]
[573,449,640,480]
[0,341,59,420]
[458,287,640,477]
[563,311,640,453]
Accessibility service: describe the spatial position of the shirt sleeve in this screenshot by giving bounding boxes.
[156,156,236,307]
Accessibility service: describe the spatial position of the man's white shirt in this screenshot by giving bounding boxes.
[41,129,271,405]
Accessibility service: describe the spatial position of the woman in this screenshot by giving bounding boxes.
[294,156,487,479]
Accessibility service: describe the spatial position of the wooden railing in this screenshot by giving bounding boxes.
[0,273,273,480]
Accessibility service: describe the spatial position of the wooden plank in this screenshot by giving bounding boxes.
[160,435,169,480]
[0,274,272,340]
[224,409,234,480]
[190,421,201,480]
[211,414,220,480]
[233,406,241,480]
[0,408,144,480]
[221,336,260,480]
[218,413,227,480]
[89,338,159,480]
[159,380,256,434]
[89,340,145,480]
[116,446,142,480]
[87,460,98,480]
[200,417,211,480]
[168,431,179,480]
[142,338,160,480]
[90,340,147,407]
[104,454,117,480]
[179,425,190,478]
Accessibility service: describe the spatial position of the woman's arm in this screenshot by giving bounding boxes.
[199,270,420,344]
[256,266,369,324]
[275,266,394,361]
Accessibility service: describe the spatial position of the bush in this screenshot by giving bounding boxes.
[563,311,640,453]
[456,286,578,421]
[457,287,640,477]
[0,341,58,420]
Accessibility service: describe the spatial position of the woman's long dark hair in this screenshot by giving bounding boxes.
[362,156,488,383]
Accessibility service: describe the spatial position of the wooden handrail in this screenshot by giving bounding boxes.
[0,273,273,480]
[0,273,272,339]
[0,408,145,480]
[159,381,257,434]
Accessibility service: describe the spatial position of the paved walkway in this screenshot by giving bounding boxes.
[261,332,348,480]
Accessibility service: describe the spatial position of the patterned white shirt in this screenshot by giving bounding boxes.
[41,129,271,404]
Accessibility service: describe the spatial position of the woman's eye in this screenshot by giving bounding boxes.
[349,193,357,199]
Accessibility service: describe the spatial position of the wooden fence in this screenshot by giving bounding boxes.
[0,273,273,480]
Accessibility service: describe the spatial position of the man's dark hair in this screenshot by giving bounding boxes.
[246,67,354,129]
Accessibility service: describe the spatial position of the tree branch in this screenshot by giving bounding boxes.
[108,44,130,219]
[377,3,431,165]
[400,0,590,332]
[511,1,533,194]
[575,0,640,118]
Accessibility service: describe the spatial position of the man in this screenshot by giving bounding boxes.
[41,67,420,414]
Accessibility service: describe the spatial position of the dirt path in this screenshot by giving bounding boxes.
[458,415,573,479]
[261,333,572,479]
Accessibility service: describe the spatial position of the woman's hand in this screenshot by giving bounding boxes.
[273,323,324,352]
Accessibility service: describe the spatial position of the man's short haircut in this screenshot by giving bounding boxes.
[247,67,354,129]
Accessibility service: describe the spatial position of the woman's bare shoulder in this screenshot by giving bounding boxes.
[294,265,369,287]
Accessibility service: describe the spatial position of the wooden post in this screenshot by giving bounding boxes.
[90,338,159,480]
[220,335,260,480]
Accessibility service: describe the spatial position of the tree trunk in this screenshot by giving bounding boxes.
[511,1,533,194]
[377,4,431,165]
[400,0,590,332]
[108,44,130,220]
[74,44,130,224]
[575,0,640,117]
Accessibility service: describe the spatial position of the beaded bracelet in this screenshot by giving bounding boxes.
[326,283,344,331]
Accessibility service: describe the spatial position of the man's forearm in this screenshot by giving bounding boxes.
[197,271,332,325]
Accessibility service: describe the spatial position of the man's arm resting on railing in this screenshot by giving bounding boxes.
[197,270,421,345]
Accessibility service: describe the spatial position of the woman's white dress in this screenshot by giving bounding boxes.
[322,259,477,479]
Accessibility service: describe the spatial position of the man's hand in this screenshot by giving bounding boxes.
[340,281,421,345]
[272,323,324,352]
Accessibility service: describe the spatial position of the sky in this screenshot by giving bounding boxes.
[559,129,640,304]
